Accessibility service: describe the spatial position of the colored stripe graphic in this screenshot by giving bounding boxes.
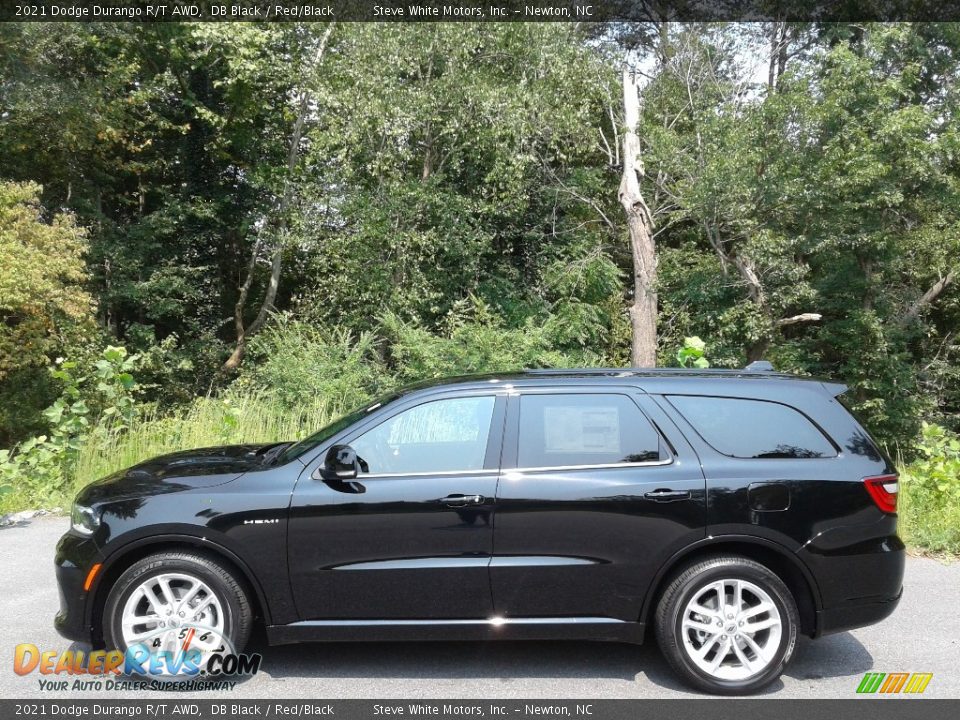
[857,672,933,694]
[857,673,885,693]
[903,673,933,694]
[880,673,909,693]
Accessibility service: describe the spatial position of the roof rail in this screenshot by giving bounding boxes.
[745,360,775,372]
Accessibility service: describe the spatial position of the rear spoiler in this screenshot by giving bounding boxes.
[745,360,847,397]
[822,382,848,397]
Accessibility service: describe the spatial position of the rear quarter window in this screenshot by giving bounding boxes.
[666,395,836,459]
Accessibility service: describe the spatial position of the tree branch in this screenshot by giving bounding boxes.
[900,270,956,327]
[777,312,822,327]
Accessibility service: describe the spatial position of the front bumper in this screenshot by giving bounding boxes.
[54,531,104,644]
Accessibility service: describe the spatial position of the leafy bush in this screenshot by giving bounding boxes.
[899,423,960,555]
[235,315,391,414]
[677,336,710,368]
[381,298,602,384]
[0,346,138,504]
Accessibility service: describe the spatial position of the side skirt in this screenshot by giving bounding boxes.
[266,617,645,645]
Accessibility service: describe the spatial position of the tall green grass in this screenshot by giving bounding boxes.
[0,393,337,514]
[71,393,337,489]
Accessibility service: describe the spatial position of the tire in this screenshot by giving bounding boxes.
[103,551,253,673]
[654,555,799,695]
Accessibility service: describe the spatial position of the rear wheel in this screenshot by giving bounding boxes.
[654,555,799,695]
[103,551,253,674]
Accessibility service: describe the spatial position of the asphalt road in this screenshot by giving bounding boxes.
[1,516,957,700]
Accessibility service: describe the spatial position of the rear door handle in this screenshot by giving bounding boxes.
[441,494,485,507]
[644,489,691,502]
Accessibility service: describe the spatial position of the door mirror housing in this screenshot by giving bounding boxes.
[322,444,360,480]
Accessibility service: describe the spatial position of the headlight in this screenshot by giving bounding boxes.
[71,503,100,535]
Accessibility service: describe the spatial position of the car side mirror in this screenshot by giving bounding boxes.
[322,444,360,480]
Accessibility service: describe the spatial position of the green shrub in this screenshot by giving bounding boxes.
[676,336,710,369]
[381,297,602,383]
[899,423,960,555]
[0,346,138,504]
[235,315,391,413]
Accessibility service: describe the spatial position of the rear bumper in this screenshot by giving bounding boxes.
[54,531,103,644]
[799,520,905,637]
[815,586,902,637]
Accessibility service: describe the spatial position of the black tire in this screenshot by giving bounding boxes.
[103,551,253,670]
[654,555,799,695]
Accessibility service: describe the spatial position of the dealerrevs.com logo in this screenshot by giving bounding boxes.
[856,672,933,695]
[14,623,262,692]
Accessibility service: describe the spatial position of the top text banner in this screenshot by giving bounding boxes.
[4,0,960,22]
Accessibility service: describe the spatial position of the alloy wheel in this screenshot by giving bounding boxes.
[120,572,227,669]
[680,578,783,681]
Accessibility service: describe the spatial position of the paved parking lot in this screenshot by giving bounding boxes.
[1,516,957,699]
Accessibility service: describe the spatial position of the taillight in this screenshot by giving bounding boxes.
[864,474,898,514]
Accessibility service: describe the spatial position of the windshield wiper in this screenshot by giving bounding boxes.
[259,442,293,466]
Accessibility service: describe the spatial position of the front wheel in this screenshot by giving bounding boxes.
[654,555,799,695]
[103,551,253,675]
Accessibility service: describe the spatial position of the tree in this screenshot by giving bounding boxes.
[619,67,658,367]
[0,181,93,380]
[223,22,336,372]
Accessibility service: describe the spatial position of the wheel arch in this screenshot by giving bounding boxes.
[642,536,822,637]
[87,534,270,645]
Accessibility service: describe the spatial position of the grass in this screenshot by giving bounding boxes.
[898,479,960,559]
[0,392,335,515]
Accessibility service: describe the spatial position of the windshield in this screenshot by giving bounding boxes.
[275,392,402,465]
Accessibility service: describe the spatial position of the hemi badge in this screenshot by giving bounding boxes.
[244,519,280,525]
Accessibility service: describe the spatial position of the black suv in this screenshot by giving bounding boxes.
[55,367,903,694]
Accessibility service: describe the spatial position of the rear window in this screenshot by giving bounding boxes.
[667,395,836,459]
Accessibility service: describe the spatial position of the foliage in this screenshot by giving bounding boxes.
[676,336,710,369]
[234,301,603,413]
[380,298,602,384]
[235,316,390,414]
[899,423,960,554]
[0,181,96,444]
[0,347,138,502]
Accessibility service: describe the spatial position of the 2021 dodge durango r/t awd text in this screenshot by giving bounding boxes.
[55,367,904,694]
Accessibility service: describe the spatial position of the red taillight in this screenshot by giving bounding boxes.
[864,474,898,514]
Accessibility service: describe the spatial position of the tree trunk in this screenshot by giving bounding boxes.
[222,23,335,372]
[618,67,657,367]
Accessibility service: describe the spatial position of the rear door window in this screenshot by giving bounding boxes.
[667,395,836,459]
[517,393,666,468]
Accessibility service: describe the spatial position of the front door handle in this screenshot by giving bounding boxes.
[644,489,691,502]
[441,494,485,507]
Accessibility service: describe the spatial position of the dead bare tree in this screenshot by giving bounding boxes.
[223,23,335,372]
[619,67,658,367]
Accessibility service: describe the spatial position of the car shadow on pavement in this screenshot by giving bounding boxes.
[785,634,874,682]
[247,631,873,696]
